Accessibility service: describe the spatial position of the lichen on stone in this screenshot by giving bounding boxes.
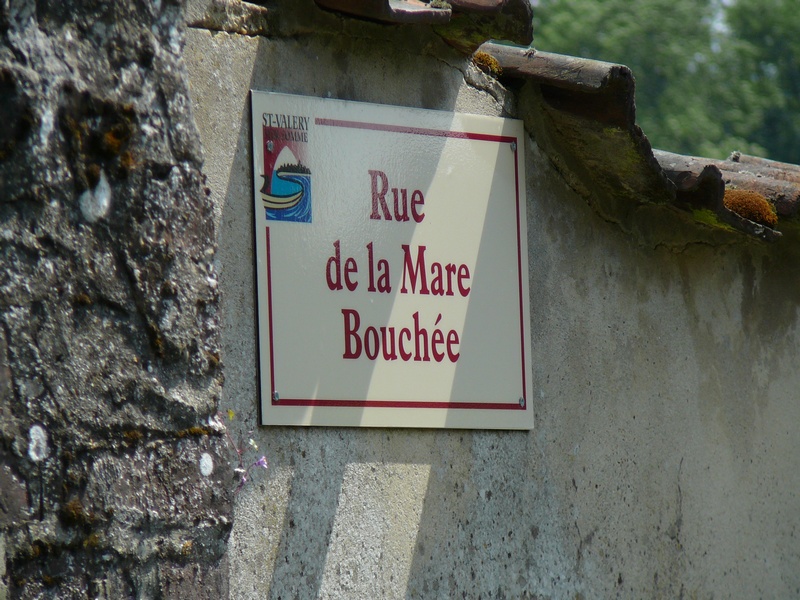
[177,426,212,438]
[472,51,502,77]
[692,208,735,232]
[723,189,778,228]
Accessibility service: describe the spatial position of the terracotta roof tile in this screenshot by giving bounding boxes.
[313,0,532,52]
[449,0,507,12]
[654,150,800,221]
[479,41,800,243]
[313,0,451,24]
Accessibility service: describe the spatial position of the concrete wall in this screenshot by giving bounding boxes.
[185,8,800,599]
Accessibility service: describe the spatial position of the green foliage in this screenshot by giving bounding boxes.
[724,0,800,162]
[533,0,799,163]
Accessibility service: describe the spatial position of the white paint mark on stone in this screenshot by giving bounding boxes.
[39,108,54,147]
[28,424,48,463]
[200,452,214,477]
[207,413,225,432]
[169,25,181,55]
[80,169,112,223]
[94,170,111,214]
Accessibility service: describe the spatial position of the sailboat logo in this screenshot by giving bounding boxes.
[261,123,312,223]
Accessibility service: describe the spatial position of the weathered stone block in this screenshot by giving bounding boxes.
[0,0,232,596]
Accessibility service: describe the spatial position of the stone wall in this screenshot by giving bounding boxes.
[1,1,232,597]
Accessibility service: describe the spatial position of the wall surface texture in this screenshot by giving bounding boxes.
[1,1,232,598]
[185,3,800,599]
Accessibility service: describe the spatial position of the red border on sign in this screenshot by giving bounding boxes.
[265,118,526,411]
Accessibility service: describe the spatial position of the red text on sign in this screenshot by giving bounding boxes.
[369,170,425,223]
[342,309,460,363]
[400,244,471,297]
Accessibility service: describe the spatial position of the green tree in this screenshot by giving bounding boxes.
[533,0,798,162]
[725,0,800,163]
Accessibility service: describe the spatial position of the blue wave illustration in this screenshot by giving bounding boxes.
[266,173,311,223]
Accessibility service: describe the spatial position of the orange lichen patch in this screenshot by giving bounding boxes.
[103,123,129,155]
[205,350,220,368]
[123,429,143,442]
[72,292,92,306]
[61,497,97,525]
[176,426,211,438]
[472,51,502,77]
[723,189,778,228]
[119,150,136,173]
